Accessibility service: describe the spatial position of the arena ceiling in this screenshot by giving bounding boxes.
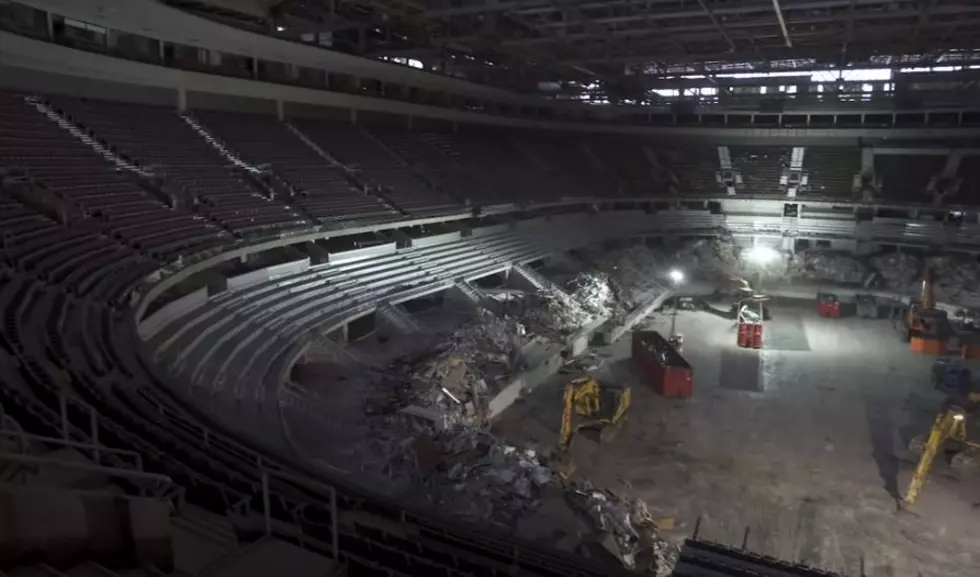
[175,0,980,96]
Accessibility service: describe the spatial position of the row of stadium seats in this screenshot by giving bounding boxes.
[5,88,976,236]
[0,213,643,576]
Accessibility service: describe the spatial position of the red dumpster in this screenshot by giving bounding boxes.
[632,330,693,398]
[816,293,841,318]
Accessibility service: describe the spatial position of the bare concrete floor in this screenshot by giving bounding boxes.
[493,300,980,577]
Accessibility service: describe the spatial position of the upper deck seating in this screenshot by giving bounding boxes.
[0,191,156,303]
[0,90,223,255]
[291,119,460,215]
[875,153,947,203]
[194,111,396,222]
[730,146,789,195]
[445,131,564,203]
[803,147,861,197]
[517,133,620,199]
[50,97,307,235]
[956,155,980,205]
[365,126,501,206]
[588,137,663,196]
[658,145,722,195]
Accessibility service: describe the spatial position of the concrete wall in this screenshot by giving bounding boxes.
[0,487,172,570]
[0,63,176,105]
[227,258,310,291]
[186,90,277,114]
[138,287,208,340]
[412,232,462,248]
[327,242,396,264]
[471,224,510,237]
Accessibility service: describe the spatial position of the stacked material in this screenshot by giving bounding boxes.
[790,250,866,283]
[870,252,921,294]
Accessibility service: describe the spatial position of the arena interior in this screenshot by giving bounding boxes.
[3,0,980,576]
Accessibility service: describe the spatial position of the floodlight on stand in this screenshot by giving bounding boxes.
[668,269,685,284]
[276,25,287,32]
[744,245,779,265]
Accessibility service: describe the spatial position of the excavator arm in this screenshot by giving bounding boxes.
[904,405,978,504]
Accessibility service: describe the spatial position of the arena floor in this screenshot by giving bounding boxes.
[492,300,980,577]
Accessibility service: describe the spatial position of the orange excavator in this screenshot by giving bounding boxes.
[902,266,950,353]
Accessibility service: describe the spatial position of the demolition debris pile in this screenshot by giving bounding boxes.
[372,309,523,426]
[870,252,921,293]
[927,255,980,306]
[789,250,866,284]
[496,272,613,339]
[390,426,679,576]
[581,246,670,317]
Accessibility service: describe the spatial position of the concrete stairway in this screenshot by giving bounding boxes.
[25,97,152,178]
[180,114,263,175]
[375,301,426,335]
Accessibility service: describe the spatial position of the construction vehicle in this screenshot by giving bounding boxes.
[932,357,972,393]
[555,377,631,477]
[904,404,980,505]
[856,294,879,319]
[904,360,980,504]
[902,266,950,350]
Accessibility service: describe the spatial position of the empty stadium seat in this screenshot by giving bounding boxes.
[290,119,461,215]
[803,147,862,197]
[730,146,789,195]
[49,97,309,235]
[194,110,398,222]
[0,89,225,256]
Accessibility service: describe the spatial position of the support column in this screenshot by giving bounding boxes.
[350,108,357,125]
[276,99,284,121]
[177,78,187,112]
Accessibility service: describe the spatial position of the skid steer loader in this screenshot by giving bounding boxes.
[553,377,631,478]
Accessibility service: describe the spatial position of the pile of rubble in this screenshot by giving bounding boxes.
[369,309,523,425]
[389,426,678,576]
[789,250,866,284]
[674,236,740,277]
[870,252,921,293]
[492,272,613,339]
[566,480,680,577]
[927,255,980,306]
[568,272,614,317]
[583,245,669,314]
[517,288,599,338]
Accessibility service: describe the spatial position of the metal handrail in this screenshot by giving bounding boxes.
[0,429,143,470]
[0,452,182,503]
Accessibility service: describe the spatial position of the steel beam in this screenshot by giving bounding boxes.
[695,0,737,51]
[771,0,793,47]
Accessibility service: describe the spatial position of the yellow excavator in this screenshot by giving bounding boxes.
[554,377,631,477]
[904,405,980,505]
[904,366,980,505]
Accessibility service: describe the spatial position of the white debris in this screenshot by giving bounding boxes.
[870,252,921,294]
[789,250,866,284]
[928,255,980,307]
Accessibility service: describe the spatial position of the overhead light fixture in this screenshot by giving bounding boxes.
[276,25,286,32]
[668,269,685,284]
[744,245,779,265]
